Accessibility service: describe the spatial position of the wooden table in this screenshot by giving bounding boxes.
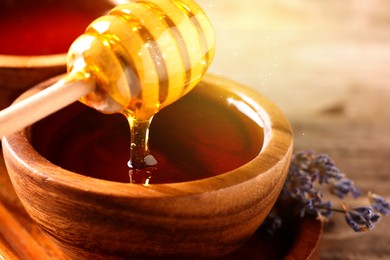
[201,0,390,258]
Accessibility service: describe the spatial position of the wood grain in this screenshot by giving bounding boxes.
[0,150,69,260]
[0,151,322,260]
[0,201,52,260]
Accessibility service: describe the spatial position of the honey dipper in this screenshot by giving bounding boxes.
[0,0,216,145]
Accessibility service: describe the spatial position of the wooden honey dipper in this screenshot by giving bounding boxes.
[0,0,215,168]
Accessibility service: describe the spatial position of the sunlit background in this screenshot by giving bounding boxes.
[197,0,390,119]
[196,1,390,259]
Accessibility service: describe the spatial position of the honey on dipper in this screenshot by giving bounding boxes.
[65,0,215,172]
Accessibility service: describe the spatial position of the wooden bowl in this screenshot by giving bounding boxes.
[2,74,293,259]
[0,0,117,109]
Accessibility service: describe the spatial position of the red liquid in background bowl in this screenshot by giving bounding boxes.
[0,1,112,55]
[31,86,264,184]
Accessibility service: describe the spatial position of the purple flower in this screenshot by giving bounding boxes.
[314,201,333,219]
[329,178,361,199]
[311,153,344,184]
[297,200,313,217]
[369,192,390,215]
[344,206,381,232]
[283,165,313,201]
[274,150,386,233]
[294,191,333,220]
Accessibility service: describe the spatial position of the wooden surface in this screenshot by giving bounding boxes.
[199,0,390,259]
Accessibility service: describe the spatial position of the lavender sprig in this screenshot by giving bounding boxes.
[266,150,388,233]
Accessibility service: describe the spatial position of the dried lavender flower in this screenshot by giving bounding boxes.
[282,151,345,220]
[368,192,390,216]
[262,150,387,234]
[329,178,361,199]
[343,205,381,232]
[311,153,344,184]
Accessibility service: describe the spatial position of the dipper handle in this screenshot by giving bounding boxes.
[0,78,95,139]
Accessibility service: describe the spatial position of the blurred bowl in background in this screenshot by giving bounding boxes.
[0,0,118,109]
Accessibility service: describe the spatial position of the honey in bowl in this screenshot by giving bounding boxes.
[30,79,264,184]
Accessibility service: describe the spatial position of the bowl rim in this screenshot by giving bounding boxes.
[2,73,293,198]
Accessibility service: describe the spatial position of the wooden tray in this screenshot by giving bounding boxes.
[0,148,322,260]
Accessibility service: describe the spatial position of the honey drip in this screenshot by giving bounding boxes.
[64,0,216,177]
[123,110,157,168]
[124,113,157,183]
[125,115,155,168]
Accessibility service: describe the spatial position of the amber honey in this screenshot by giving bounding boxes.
[30,84,264,184]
